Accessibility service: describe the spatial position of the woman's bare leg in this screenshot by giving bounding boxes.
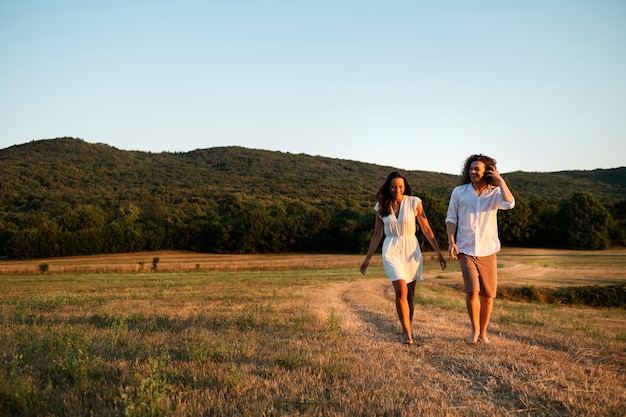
[407,281,416,324]
[392,280,413,344]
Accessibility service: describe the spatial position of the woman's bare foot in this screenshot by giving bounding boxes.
[402,332,414,345]
[478,335,491,345]
[465,333,478,344]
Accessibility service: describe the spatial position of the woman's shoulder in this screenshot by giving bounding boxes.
[407,195,422,206]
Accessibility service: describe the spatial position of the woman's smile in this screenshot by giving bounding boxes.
[390,178,405,201]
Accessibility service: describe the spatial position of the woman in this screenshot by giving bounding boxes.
[360,172,446,345]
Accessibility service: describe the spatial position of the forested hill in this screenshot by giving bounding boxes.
[1,137,457,212]
[504,169,626,202]
[2,137,624,210]
[1,137,624,259]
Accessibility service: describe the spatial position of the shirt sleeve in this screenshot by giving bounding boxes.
[374,202,382,219]
[499,199,515,210]
[445,187,459,225]
[412,196,422,216]
[495,187,515,210]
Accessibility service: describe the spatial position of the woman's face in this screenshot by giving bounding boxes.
[389,178,405,201]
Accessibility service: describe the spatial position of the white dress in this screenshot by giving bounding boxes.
[375,196,424,283]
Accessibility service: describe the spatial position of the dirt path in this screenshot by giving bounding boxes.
[306,276,626,415]
[309,277,467,345]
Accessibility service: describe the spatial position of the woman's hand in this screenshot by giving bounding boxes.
[437,252,447,270]
[359,259,370,275]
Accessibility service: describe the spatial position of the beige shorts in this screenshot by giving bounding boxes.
[458,253,498,298]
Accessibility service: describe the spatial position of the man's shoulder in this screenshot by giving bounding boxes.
[452,183,471,193]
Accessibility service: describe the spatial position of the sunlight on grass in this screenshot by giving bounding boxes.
[1,251,625,416]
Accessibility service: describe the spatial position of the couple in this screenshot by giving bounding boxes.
[360,154,515,345]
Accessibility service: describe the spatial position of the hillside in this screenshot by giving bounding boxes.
[1,138,624,215]
[505,169,626,202]
[0,138,460,216]
[0,137,624,259]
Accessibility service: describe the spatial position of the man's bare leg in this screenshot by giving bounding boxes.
[465,291,480,344]
[478,296,493,344]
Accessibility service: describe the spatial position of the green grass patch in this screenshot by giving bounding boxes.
[499,284,626,308]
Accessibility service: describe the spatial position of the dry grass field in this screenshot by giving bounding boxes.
[1,248,625,416]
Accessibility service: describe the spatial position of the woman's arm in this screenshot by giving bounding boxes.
[416,202,446,270]
[360,215,384,275]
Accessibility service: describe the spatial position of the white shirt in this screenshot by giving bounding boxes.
[445,183,515,257]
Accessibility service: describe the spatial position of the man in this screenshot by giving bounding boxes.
[446,154,515,344]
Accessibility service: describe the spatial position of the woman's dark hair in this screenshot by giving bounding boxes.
[376,172,412,217]
[459,154,498,186]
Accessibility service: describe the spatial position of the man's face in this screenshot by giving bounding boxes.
[469,161,486,184]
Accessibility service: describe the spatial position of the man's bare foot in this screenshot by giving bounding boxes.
[465,334,478,344]
[478,335,491,345]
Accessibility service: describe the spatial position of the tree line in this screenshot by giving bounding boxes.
[2,189,623,260]
[1,138,624,260]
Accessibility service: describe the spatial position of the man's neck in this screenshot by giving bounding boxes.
[472,180,487,194]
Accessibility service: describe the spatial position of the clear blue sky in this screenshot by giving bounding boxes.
[1,0,625,174]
